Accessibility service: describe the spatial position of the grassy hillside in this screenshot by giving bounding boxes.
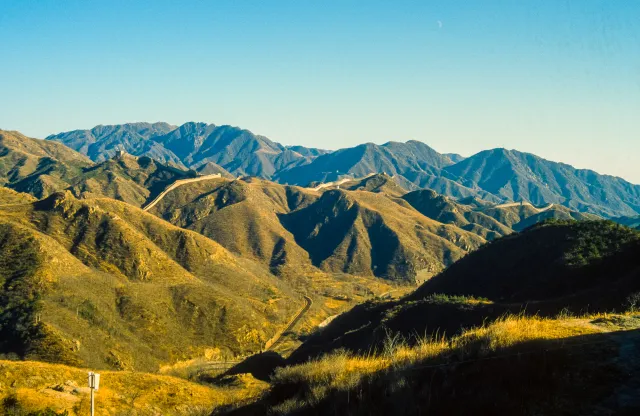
[281,189,484,282]
[287,220,640,363]
[226,314,640,415]
[412,220,640,305]
[68,153,196,206]
[403,189,598,240]
[0,130,201,207]
[150,177,485,282]
[149,177,319,277]
[0,191,302,371]
[0,130,91,198]
[0,360,268,416]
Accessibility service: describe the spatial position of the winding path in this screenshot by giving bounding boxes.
[265,295,313,351]
[141,173,222,211]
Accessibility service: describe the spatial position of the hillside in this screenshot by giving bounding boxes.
[0,191,302,371]
[273,141,500,202]
[279,189,483,282]
[148,176,319,277]
[614,215,640,230]
[47,122,324,178]
[46,123,640,217]
[44,122,180,164]
[411,220,640,304]
[227,314,640,415]
[148,176,485,282]
[0,360,268,415]
[443,148,640,217]
[0,130,91,198]
[288,220,640,362]
[68,152,196,206]
[402,189,598,240]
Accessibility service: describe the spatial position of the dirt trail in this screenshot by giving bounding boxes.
[265,296,313,351]
[195,296,313,373]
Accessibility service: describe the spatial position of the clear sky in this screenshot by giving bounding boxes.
[1,1,639,182]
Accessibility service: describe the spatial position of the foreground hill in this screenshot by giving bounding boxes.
[0,360,268,415]
[148,176,485,282]
[289,220,640,361]
[0,191,302,371]
[227,314,640,415]
[221,220,640,415]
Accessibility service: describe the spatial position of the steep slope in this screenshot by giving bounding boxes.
[412,220,640,304]
[0,130,91,198]
[402,189,510,240]
[443,148,640,217]
[274,141,446,184]
[279,189,485,282]
[288,220,640,363]
[149,177,485,282]
[274,141,502,202]
[0,192,300,371]
[310,173,409,198]
[148,177,319,276]
[151,122,317,177]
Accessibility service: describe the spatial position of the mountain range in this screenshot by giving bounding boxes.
[2,126,640,415]
[46,122,640,217]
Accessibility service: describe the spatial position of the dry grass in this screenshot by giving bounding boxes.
[0,360,268,416]
[266,313,627,414]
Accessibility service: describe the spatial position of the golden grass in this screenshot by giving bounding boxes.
[271,313,614,393]
[0,360,268,415]
[263,313,636,414]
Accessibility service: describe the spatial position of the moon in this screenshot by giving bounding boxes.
[437,20,443,29]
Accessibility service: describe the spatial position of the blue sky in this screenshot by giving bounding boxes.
[1,0,639,182]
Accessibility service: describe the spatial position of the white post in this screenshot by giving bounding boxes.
[88,371,99,416]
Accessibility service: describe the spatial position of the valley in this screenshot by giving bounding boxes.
[1,127,639,415]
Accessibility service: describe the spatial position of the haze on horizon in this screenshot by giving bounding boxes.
[1,1,639,183]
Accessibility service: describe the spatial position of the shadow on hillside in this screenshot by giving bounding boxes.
[221,328,640,416]
[206,352,286,383]
[290,259,640,364]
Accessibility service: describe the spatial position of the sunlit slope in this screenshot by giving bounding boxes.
[67,153,195,206]
[0,360,269,415]
[0,130,91,198]
[229,314,640,416]
[0,192,299,371]
[150,177,485,282]
[149,177,319,276]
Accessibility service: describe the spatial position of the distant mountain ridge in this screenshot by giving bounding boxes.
[46,122,640,217]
